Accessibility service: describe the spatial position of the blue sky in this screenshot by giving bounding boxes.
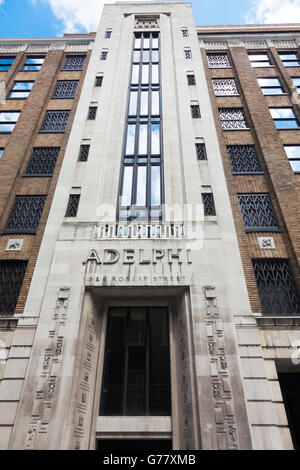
[0,0,299,38]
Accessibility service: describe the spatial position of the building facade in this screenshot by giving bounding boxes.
[0,0,299,450]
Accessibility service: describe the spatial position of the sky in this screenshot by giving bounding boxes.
[0,0,299,38]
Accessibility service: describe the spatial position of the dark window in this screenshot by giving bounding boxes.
[278,52,300,67]
[278,373,300,449]
[184,49,192,59]
[202,193,216,216]
[284,145,300,173]
[238,193,279,232]
[88,106,98,120]
[100,307,171,416]
[219,108,248,130]
[24,147,60,177]
[0,261,27,315]
[196,143,207,161]
[7,81,34,99]
[207,53,231,68]
[101,51,108,61]
[52,80,79,99]
[212,78,238,96]
[3,195,46,234]
[22,56,44,71]
[62,55,86,71]
[78,144,90,162]
[40,110,70,133]
[253,259,300,314]
[248,52,272,68]
[66,194,80,217]
[95,76,103,87]
[191,105,201,118]
[270,107,299,129]
[227,145,263,175]
[0,148,3,159]
[0,56,15,71]
[181,29,189,37]
[0,111,21,133]
[105,30,112,39]
[258,78,284,95]
[187,74,196,86]
[291,77,300,92]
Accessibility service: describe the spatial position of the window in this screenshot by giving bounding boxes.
[88,106,98,120]
[191,105,201,118]
[52,80,79,99]
[105,30,112,39]
[238,193,279,232]
[7,81,34,99]
[187,74,196,86]
[270,108,299,129]
[184,49,192,59]
[62,55,86,71]
[0,56,15,71]
[291,77,300,92]
[40,110,70,133]
[24,147,60,177]
[253,259,300,314]
[119,32,163,221]
[207,53,231,68]
[278,52,300,67]
[0,148,3,159]
[78,144,90,162]
[3,195,46,234]
[0,261,28,315]
[219,108,248,130]
[284,145,300,173]
[101,50,108,61]
[248,53,272,68]
[100,307,171,416]
[258,77,284,95]
[0,111,21,133]
[202,193,216,216]
[227,145,262,175]
[212,78,238,96]
[66,194,80,217]
[196,143,207,161]
[95,75,103,87]
[22,56,44,71]
[181,28,189,37]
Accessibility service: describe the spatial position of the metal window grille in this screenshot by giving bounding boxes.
[219,108,248,130]
[88,106,98,120]
[105,31,112,39]
[3,195,46,234]
[101,51,108,60]
[227,145,262,174]
[52,80,79,99]
[196,143,207,161]
[0,261,28,314]
[191,105,201,118]
[253,259,300,314]
[207,53,231,68]
[182,29,189,37]
[95,76,103,87]
[184,49,192,59]
[187,74,196,86]
[78,145,90,162]
[202,193,216,216]
[238,193,279,232]
[66,194,80,217]
[212,78,238,96]
[40,110,70,133]
[24,147,60,177]
[62,55,86,71]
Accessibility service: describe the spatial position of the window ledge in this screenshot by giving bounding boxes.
[222,128,251,131]
[245,228,281,233]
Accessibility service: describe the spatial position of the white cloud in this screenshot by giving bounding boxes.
[246,0,300,24]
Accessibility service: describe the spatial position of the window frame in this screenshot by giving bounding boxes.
[7,81,34,100]
[21,56,45,71]
[0,111,21,134]
[269,107,300,130]
[258,77,284,95]
[278,51,300,67]
[0,56,15,71]
[291,77,300,93]
[248,52,272,68]
[284,145,300,173]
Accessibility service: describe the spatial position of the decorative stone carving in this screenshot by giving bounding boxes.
[6,239,24,252]
[258,237,276,250]
[135,15,160,30]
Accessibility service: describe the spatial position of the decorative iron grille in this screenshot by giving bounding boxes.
[66,194,80,217]
[207,53,231,68]
[182,29,189,37]
[39,110,70,133]
[24,147,60,176]
[0,260,28,315]
[202,193,216,216]
[88,106,98,120]
[62,55,86,71]
[3,195,46,234]
[219,108,248,130]
[212,78,238,96]
[238,193,279,232]
[196,143,207,160]
[191,105,201,118]
[187,74,196,86]
[105,30,112,39]
[52,80,79,99]
[227,145,262,174]
[253,259,300,314]
[101,51,108,60]
[95,76,103,87]
[184,49,192,59]
[78,144,90,162]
